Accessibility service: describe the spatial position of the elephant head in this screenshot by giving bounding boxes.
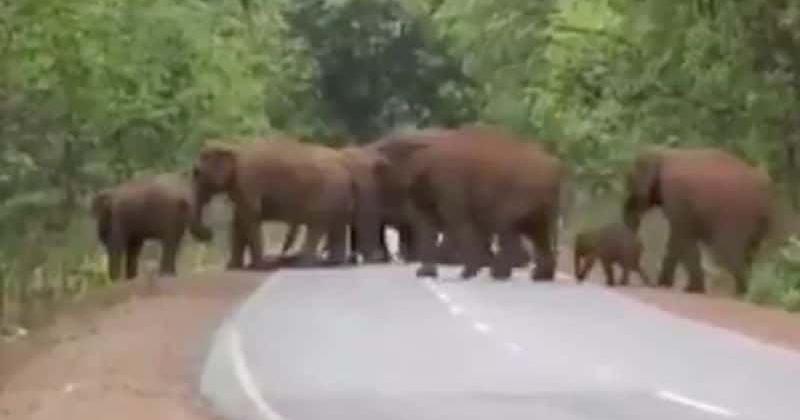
[192,143,237,196]
[191,143,238,234]
[623,146,666,231]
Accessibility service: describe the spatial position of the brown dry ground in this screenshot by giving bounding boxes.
[0,270,264,420]
[1,255,800,420]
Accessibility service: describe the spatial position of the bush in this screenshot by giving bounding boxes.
[747,235,800,312]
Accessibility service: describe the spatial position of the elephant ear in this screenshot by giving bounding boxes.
[196,143,237,189]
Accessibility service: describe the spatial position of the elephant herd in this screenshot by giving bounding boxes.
[92,125,773,296]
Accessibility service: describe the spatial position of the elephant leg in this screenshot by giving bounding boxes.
[227,212,247,270]
[325,224,348,265]
[241,212,267,270]
[125,238,144,280]
[711,232,757,297]
[478,232,495,268]
[352,221,386,264]
[436,234,458,265]
[407,209,439,278]
[576,255,596,283]
[681,239,705,294]
[452,224,485,280]
[375,223,391,262]
[107,225,126,282]
[490,230,517,280]
[160,235,182,277]
[346,225,360,264]
[398,223,417,262]
[619,263,631,286]
[296,224,325,267]
[527,216,556,281]
[636,263,652,286]
[506,236,529,268]
[601,260,615,287]
[281,223,301,256]
[657,232,682,288]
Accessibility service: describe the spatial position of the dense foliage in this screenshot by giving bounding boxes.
[4,0,800,320]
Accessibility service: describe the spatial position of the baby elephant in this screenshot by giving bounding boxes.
[92,174,211,281]
[573,223,650,287]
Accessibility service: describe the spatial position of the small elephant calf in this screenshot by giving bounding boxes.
[92,174,211,281]
[573,223,650,287]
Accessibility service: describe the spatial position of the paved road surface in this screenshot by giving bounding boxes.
[201,265,800,420]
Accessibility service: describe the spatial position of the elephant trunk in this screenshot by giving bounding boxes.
[352,178,385,263]
[189,185,213,242]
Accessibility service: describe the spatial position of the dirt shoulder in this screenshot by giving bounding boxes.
[619,287,800,353]
[0,270,264,420]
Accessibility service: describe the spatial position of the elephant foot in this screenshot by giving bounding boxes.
[684,283,706,294]
[226,260,246,271]
[490,264,512,280]
[460,265,480,280]
[416,264,438,278]
[363,250,389,264]
[656,278,674,288]
[531,266,555,282]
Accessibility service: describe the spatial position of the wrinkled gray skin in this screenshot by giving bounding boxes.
[622,147,772,295]
[92,174,211,280]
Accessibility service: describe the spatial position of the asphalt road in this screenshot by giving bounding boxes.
[200,265,800,420]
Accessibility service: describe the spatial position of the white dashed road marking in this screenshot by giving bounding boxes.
[656,390,738,418]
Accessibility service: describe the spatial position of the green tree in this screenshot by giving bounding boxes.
[284,0,478,142]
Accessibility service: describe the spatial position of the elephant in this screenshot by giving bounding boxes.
[622,146,773,295]
[373,125,565,281]
[192,139,381,270]
[91,173,211,280]
[573,222,650,287]
[228,143,388,268]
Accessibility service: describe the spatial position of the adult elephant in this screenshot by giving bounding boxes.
[91,174,211,280]
[234,143,388,267]
[192,139,360,269]
[374,125,565,281]
[622,146,772,295]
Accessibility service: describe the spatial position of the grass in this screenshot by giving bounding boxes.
[0,198,294,330]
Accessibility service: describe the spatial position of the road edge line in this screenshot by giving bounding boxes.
[229,327,287,420]
[656,390,738,418]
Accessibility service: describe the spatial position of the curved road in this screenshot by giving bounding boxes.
[201,265,800,420]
